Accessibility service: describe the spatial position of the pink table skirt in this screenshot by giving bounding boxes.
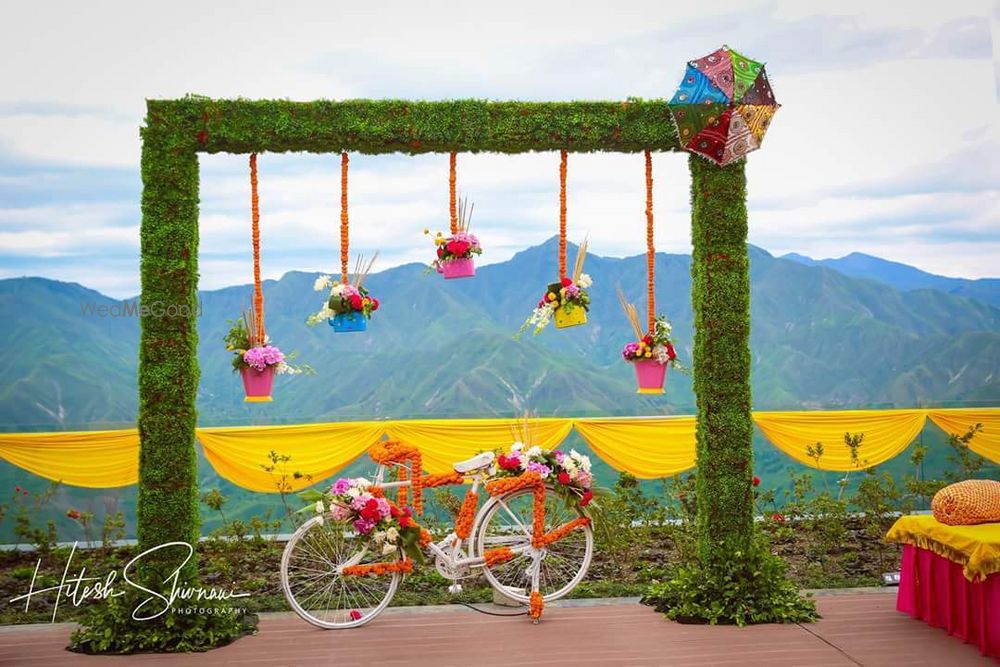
[897,544,1000,658]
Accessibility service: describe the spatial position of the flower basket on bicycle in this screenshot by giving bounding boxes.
[281,439,595,629]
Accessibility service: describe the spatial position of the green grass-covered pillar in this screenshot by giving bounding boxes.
[71,105,245,653]
[642,155,815,625]
[689,155,755,559]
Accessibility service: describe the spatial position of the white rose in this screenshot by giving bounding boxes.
[525,446,542,460]
[346,487,361,498]
[315,500,325,514]
[510,441,523,452]
[382,542,397,555]
[313,275,332,292]
[577,273,592,288]
[331,283,347,297]
[386,527,399,542]
[373,530,387,543]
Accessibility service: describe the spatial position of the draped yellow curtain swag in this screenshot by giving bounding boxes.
[1,408,997,490]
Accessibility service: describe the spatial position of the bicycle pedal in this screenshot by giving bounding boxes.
[448,584,463,595]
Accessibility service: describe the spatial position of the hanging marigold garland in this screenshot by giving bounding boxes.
[340,151,350,284]
[558,149,568,280]
[249,154,266,341]
[449,151,458,235]
[645,149,656,334]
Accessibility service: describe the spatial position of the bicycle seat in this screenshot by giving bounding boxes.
[453,451,495,474]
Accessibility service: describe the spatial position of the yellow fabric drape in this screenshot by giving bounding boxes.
[886,514,1000,581]
[927,409,1000,463]
[385,418,573,474]
[196,422,386,492]
[574,417,697,479]
[0,429,139,488]
[1,408,997,490]
[753,409,928,471]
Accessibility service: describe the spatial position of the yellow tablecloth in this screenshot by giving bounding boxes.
[886,514,1000,581]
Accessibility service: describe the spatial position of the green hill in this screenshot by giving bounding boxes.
[0,240,997,540]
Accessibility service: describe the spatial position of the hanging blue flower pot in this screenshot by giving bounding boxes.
[329,311,368,333]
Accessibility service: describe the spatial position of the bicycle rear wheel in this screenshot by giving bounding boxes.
[281,516,400,629]
[476,486,593,603]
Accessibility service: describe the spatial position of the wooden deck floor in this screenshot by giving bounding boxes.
[0,593,993,666]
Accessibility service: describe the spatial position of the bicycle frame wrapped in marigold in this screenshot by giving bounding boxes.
[282,440,595,627]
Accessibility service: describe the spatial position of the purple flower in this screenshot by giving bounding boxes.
[622,342,640,360]
[350,494,372,510]
[243,344,285,371]
[553,450,565,462]
[525,462,552,479]
[564,283,580,298]
[352,518,375,534]
[375,497,391,518]
[331,478,351,495]
[329,503,352,521]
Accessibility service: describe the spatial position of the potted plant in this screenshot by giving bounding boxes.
[618,289,681,394]
[307,254,380,333]
[225,309,306,402]
[426,197,481,279]
[518,239,592,336]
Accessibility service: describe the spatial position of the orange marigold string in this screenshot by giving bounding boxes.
[454,490,478,539]
[558,149,568,280]
[419,528,433,548]
[342,559,413,577]
[249,153,265,341]
[368,441,424,514]
[422,471,465,488]
[645,149,655,334]
[538,517,591,548]
[483,547,514,568]
[529,591,544,620]
[531,485,547,547]
[485,472,542,497]
[449,152,458,235]
[340,151,350,284]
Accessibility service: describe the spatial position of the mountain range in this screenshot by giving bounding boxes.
[1,238,997,430]
[782,251,1000,308]
[1,238,997,540]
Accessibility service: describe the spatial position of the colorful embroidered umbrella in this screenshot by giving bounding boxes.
[668,45,779,166]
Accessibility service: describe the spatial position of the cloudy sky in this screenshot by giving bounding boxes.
[1,1,997,297]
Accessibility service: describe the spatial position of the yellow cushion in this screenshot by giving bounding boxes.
[931,479,1000,526]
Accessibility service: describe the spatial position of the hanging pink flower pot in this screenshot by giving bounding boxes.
[633,359,667,395]
[241,366,275,402]
[441,257,476,279]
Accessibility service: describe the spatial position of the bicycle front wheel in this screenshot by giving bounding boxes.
[476,486,593,603]
[281,516,400,629]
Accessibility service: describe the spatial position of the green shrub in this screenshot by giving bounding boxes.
[642,531,817,626]
[70,592,253,654]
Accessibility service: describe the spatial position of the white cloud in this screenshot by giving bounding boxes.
[0,0,997,295]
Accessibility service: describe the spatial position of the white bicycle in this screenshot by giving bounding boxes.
[280,447,594,628]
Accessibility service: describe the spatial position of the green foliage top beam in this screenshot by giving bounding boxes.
[147,98,683,155]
